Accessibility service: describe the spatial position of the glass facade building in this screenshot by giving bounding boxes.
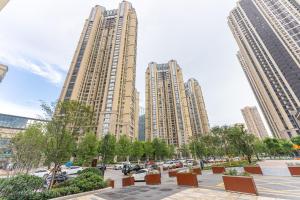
[229,0,300,139]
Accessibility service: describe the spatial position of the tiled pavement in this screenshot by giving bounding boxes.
[56,169,300,200]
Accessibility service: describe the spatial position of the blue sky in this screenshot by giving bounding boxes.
[0,0,268,130]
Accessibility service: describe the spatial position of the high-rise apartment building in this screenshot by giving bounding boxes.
[241,106,269,139]
[145,60,192,147]
[0,64,8,82]
[0,0,9,11]
[228,0,300,139]
[59,1,138,140]
[185,78,210,136]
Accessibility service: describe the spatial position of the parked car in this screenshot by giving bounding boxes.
[186,159,198,167]
[114,164,123,170]
[132,169,149,182]
[122,164,143,175]
[162,161,176,169]
[32,169,50,179]
[175,161,183,168]
[64,166,83,175]
[46,172,68,186]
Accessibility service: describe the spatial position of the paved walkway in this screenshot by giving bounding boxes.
[58,185,282,200]
[56,168,300,200]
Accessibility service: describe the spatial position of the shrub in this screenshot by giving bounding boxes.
[0,174,44,200]
[73,172,106,192]
[78,167,102,176]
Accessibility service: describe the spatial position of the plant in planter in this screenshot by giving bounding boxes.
[192,166,202,175]
[176,169,198,187]
[145,170,161,185]
[287,162,300,176]
[223,169,258,195]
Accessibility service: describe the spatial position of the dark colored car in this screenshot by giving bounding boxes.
[122,164,143,175]
[96,164,106,176]
[46,172,68,186]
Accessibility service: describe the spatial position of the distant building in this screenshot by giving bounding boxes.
[138,114,145,141]
[145,60,192,147]
[58,2,138,140]
[228,0,300,139]
[241,106,269,140]
[0,113,47,166]
[0,64,8,82]
[185,78,210,137]
[0,0,9,11]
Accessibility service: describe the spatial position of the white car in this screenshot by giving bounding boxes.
[114,164,123,170]
[64,166,83,175]
[163,161,176,169]
[32,169,50,179]
[132,169,149,181]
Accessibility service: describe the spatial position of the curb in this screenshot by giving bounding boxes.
[51,187,112,200]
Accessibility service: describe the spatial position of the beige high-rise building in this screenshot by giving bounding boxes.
[228,0,300,139]
[241,106,269,140]
[59,1,138,140]
[185,78,210,137]
[0,0,9,11]
[0,64,8,82]
[145,60,192,147]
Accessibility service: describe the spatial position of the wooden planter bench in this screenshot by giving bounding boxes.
[244,166,263,175]
[145,173,161,185]
[222,175,258,195]
[122,176,135,187]
[168,169,178,177]
[288,166,300,176]
[192,167,202,175]
[176,172,198,187]
[212,166,225,174]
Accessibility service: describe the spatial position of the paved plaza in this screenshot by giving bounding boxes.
[56,168,300,200]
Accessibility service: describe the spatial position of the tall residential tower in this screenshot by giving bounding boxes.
[59,1,138,140]
[185,78,210,136]
[145,60,192,147]
[0,64,8,82]
[229,0,300,139]
[241,106,269,139]
[0,0,9,11]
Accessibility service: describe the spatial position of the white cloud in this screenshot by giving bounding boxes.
[0,49,63,84]
[0,99,43,119]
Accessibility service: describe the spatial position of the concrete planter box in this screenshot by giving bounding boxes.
[212,166,225,174]
[244,166,263,175]
[288,166,300,176]
[192,167,202,175]
[168,169,178,177]
[176,172,198,187]
[145,174,161,185]
[222,175,258,195]
[106,179,115,188]
[122,176,135,187]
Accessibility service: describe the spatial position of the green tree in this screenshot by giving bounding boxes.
[253,139,267,160]
[167,144,176,159]
[264,138,281,158]
[291,136,300,146]
[179,144,190,158]
[117,135,132,161]
[143,141,154,161]
[152,138,169,160]
[131,141,144,162]
[98,134,117,165]
[279,139,294,156]
[11,124,45,174]
[77,132,98,166]
[42,101,92,189]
